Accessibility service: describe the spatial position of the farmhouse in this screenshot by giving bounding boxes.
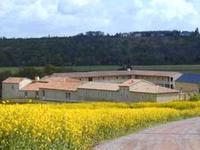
[2,70,182,102]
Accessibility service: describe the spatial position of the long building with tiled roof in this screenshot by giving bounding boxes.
[50,70,182,89]
[2,71,181,102]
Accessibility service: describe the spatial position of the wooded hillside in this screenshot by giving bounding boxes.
[0,31,200,66]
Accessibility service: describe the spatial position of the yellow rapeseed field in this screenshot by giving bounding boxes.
[0,101,200,149]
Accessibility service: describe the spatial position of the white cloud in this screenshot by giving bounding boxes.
[140,0,198,20]
[0,0,200,37]
[70,0,100,6]
[102,0,200,32]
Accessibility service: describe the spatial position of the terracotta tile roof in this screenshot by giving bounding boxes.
[43,77,80,82]
[2,77,30,84]
[21,77,83,92]
[130,81,179,94]
[40,77,83,91]
[78,82,120,91]
[22,81,48,91]
[51,70,181,78]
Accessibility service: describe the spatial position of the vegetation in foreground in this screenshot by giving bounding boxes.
[0,101,200,149]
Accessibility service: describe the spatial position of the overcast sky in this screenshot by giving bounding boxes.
[1,0,200,37]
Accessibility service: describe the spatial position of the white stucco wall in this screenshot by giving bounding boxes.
[128,92,157,102]
[23,91,38,99]
[77,89,119,101]
[2,83,23,99]
[38,89,78,102]
[156,93,179,102]
[77,87,157,102]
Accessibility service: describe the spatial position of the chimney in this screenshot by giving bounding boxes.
[127,68,131,71]
[35,76,40,81]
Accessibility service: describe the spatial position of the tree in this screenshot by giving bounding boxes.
[44,64,57,75]
[194,28,199,36]
[17,67,43,79]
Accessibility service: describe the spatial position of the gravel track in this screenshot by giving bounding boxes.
[94,117,200,150]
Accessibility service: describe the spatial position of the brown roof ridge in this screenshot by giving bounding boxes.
[32,80,49,83]
[51,70,181,78]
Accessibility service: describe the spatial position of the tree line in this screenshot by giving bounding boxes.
[0,30,200,67]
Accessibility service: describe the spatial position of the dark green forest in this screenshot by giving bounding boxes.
[0,30,200,67]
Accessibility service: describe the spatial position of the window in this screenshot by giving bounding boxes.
[66,92,71,100]
[36,91,39,97]
[42,90,45,97]
[88,77,93,81]
[165,84,169,88]
[25,91,28,97]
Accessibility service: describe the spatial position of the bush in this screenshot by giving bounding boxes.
[189,94,200,101]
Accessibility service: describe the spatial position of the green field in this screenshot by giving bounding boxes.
[1,65,200,74]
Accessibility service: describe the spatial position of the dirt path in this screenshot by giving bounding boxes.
[94,117,200,150]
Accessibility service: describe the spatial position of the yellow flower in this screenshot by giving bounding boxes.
[0,101,198,149]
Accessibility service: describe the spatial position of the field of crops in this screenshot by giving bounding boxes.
[0,101,200,150]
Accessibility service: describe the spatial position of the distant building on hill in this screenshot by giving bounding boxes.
[180,31,193,37]
[116,29,197,38]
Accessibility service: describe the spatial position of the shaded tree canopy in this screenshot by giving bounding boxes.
[0,30,200,66]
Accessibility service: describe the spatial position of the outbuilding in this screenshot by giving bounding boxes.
[2,77,32,99]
